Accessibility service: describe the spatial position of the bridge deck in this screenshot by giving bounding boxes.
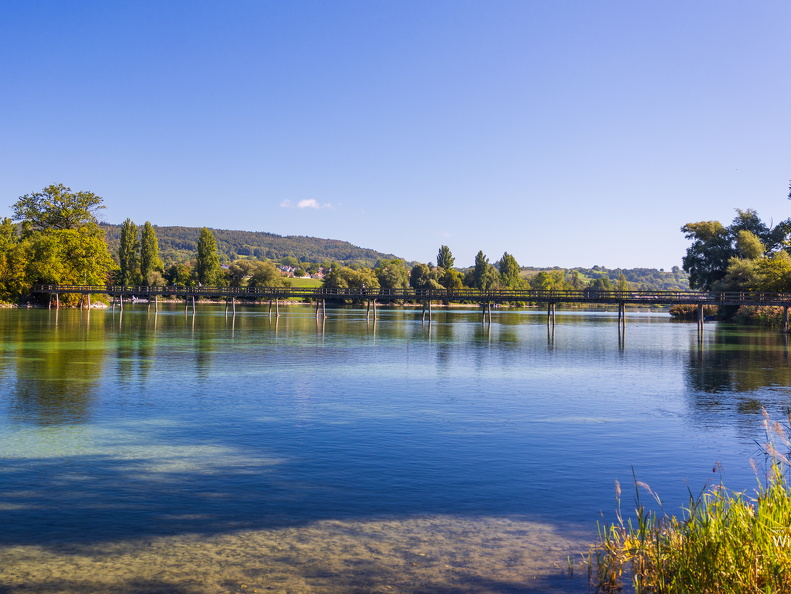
[31,284,791,307]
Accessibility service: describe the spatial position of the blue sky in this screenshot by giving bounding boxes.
[2,1,789,269]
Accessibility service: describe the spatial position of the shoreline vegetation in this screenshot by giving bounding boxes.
[588,410,791,593]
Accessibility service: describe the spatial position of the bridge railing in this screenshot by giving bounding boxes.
[30,284,791,306]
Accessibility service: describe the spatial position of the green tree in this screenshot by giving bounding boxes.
[681,221,735,290]
[410,263,443,290]
[498,252,522,289]
[11,184,116,302]
[376,259,410,290]
[140,222,163,284]
[0,218,28,301]
[195,227,222,286]
[248,260,285,288]
[531,270,568,292]
[467,251,500,290]
[437,245,455,270]
[735,230,765,260]
[118,218,140,285]
[13,183,105,230]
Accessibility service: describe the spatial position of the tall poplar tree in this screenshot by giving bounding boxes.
[140,221,163,283]
[195,227,222,286]
[437,245,455,270]
[118,218,139,285]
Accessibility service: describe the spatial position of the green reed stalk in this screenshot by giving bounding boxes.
[589,410,791,593]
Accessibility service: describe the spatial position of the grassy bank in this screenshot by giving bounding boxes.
[589,410,791,593]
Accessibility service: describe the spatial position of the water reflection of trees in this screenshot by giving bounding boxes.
[8,309,108,426]
[685,325,791,415]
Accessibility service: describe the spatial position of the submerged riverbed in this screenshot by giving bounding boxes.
[1,305,789,592]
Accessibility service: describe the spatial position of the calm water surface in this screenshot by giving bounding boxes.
[1,305,790,592]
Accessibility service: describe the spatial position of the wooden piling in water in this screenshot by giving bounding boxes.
[784,306,789,333]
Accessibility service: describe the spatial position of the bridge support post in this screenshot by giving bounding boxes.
[423,302,427,323]
[322,299,326,318]
[367,300,371,321]
[697,303,704,332]
[232,297,236,315]
[547,302,556,326]
[192,295,196,314]
[783,306,788,333]
[276,299,280,317]
[372,299,375,320]
[154,295,158,312]
[618,302,626,329]
[87,294,91,309]
[317,299,321,318]
[269,299,273,317]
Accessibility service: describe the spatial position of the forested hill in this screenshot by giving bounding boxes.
[100,224,397,267]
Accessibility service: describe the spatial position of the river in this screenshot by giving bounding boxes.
[1,304,789,592]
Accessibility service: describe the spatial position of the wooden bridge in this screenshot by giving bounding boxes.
[32,284,791,331]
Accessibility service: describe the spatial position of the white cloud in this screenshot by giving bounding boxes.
[280,198,332,209]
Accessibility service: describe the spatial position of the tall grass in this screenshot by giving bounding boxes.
[589,410,791,593]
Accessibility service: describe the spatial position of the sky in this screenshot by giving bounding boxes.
[1,1,790,269]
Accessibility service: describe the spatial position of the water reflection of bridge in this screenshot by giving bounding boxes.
[32,284,791,331]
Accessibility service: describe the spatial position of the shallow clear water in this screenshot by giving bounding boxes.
[1,304,790,592]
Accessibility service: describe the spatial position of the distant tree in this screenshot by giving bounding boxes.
[248,260,285,287]
[410,263,443,290]
[437,245,455,270]
[376,259,410,290]
[497,252,522,289]
[467,251,500,290]
[323,266,379,290]
[118,218,140,286]
[531,270,567,292]
[12,183,105,230]
[195,227,223,286]
[140,222,163,284]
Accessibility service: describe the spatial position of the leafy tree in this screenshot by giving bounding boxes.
[118,218,140,285]
[498,252,522,289]
[735,230,765,260]
[376,259,410,290]
[437,245,455,270]
[13,184,105,230]
[467,251,500,290]
[681,221,735,290]
[323,266,379,290]
[0,218,28,301]
[682,210,791,290]
[195,227,223,286]
[615,273,630,293]
[248,260,286,288]
[410,263,444,290]
[531,270,568,291]
[10,184,116,301]
[164,262,193,286]
[586,276,613,292]
[439,267,464,289]
[140,222,163,284]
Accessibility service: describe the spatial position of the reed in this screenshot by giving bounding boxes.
[589,410,791,593]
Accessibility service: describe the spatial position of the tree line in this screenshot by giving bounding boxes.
[0,183,692,305]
